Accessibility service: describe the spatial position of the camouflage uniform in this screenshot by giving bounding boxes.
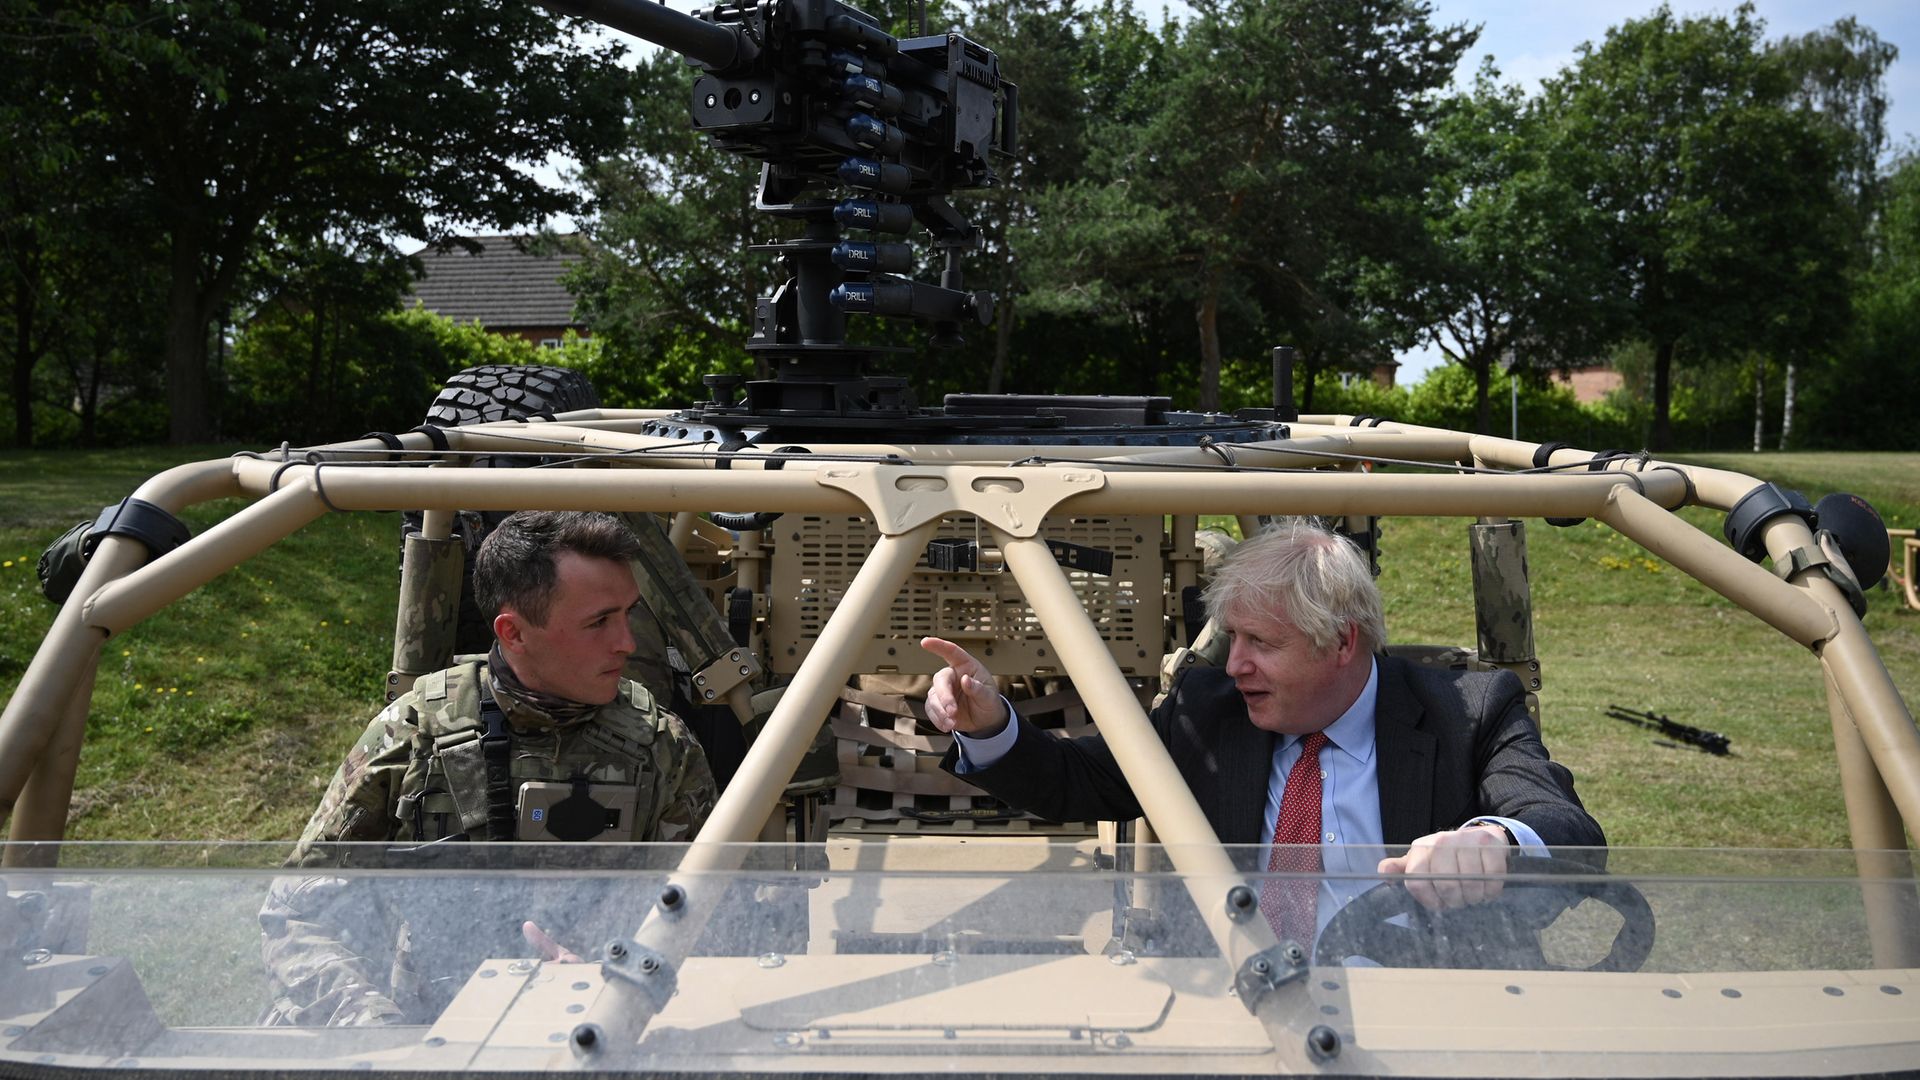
[259,661,717,1026]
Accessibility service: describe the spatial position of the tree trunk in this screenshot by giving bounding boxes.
[1196,274,1222,412]
[306,301,325,440]
[1651,339,1675,451]
[988,287,1014,395]
[1474,358,1493,435]
[1751,361,1765,453]
[1778,360,1797,451]
[80,336,104,445]
[326,303,344,437]
[164,229,212,444]
[11,274,35,448]
[1299,349,1319,413]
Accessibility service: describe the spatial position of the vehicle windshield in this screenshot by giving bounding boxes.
[4,841,1916,1076]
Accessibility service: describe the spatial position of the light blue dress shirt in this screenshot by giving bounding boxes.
[955,656,1546,938]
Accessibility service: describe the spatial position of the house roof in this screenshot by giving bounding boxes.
[407,234,584,328]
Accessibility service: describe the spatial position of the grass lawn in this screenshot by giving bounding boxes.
[0,446,401,841]
[0,446,1915,850]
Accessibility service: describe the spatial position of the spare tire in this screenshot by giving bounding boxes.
[424,363,600,431]
[405,363,602,654]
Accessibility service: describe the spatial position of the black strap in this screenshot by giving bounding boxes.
[478,679,517,842]
[81,497,192,562]
[410,423,450,452]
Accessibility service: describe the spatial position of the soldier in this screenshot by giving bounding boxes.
[260,510,717,1026]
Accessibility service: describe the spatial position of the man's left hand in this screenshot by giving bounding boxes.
[522,921,585,964]
[1376,824,1511,911]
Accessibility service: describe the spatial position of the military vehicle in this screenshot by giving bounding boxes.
[3,0,1917,1074]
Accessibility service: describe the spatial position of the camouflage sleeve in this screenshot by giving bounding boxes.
[649,708,718,841]
[260,704,418,1026]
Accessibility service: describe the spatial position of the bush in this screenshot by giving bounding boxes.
[225,306,609,444]
[1300,372,1411,419]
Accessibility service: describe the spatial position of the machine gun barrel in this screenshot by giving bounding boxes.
[541,0,754,72]
[1604,704,1732,756]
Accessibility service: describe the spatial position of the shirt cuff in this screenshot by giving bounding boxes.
[952,696,1021,773]
[1465,816,1545,851]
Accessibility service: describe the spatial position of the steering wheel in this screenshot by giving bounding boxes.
[1314,855,1655,972]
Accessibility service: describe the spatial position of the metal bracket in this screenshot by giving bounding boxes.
[1233,941,1309,1014]
[600,939,677,1010]
[815,464,1107,538]
[692,648,762,703]
[1777,544,1832,582]
[1782,542,1869,618]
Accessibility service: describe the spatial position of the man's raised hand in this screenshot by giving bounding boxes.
[920,637,1010,737]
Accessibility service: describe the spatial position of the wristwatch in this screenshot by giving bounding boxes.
[1470,819,1518,846]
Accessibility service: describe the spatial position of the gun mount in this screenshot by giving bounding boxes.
[548,0,1018,425]
[548,0,1294,445]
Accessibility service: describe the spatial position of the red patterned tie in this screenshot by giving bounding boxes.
[1263,731,1330,946]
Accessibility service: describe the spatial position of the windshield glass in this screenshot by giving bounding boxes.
[3,842,1916,1076]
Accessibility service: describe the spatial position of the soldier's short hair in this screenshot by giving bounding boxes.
[1202,517,1386,655]
[473,511,642,627]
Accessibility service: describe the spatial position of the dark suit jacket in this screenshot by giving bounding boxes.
[941,655,1604,850]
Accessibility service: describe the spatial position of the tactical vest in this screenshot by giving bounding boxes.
[391,662,668,842]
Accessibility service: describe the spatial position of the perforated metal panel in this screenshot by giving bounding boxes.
[768,515,1166,675]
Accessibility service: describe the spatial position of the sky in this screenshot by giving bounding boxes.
[1392,0,1920,382]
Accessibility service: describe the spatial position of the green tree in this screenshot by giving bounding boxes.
[1769,19,1898,447]
[1798,153,1920,450]
[1022,0,1472,410]
[1009,0,1188,400]
[565,51,765,402]
[1406,63,1618,434]
[222,238,416,443]
[1539,5,1850,451]
[9,0,633,444]
[957,0,1104,394]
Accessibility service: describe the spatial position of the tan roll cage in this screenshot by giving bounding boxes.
[1,412,1915,1058]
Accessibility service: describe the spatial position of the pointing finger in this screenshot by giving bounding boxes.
[921,636,988,678]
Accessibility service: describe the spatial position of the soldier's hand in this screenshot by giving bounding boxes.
[521,921,585,964]
[1376,825,1511,910]
[920,637,1010,738]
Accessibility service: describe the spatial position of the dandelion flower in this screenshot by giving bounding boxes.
[196,656,205,663]
[144,726,153,733]
[169,687,178,693]
[185,691,194,697]
[122,650,131,657]
[133,683,143,691]
[321,621,329,627]
[2,561,11,568]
